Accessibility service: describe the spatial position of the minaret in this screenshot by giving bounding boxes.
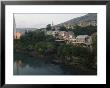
[51,20,54,30]
[52,20,53,26]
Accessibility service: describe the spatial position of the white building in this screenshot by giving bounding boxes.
[46,30,59,37]
[52,31,59,37]
[76,35,92,45]
[58,31,65,36]
[58,31,76,42]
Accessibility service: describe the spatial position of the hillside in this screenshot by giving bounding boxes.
[55,13,97,27]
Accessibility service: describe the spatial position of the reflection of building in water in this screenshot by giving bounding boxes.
[15,60,26,75]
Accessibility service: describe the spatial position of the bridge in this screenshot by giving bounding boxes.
[55,40,65,42]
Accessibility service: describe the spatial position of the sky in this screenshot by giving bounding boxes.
[14,13,87,29]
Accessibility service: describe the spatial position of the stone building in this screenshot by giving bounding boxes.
[14,32,22,39]
[58,31,75,41]
[76,35,92,45]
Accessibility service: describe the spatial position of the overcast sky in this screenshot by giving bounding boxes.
[14,13,87,29]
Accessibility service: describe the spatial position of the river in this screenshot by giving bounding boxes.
[13,52,95,75]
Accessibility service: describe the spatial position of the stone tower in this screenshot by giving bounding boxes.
[13,15,16,39]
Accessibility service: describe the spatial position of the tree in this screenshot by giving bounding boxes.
[21,31,46,44]
[92,33,97,53]
[91,33,97,69]
[74,24,81,29]
[59,26,67,31]
[35,42,46,55]
[46,24,51,31]
[71,25,97,36]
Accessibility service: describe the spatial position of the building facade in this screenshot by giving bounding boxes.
[76,35,92,45]
[14,32,22,39]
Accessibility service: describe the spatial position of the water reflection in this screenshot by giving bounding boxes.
[14,52,89,75]
[14,52,66,75]
[14,60,26,75]
[14,60,66,75]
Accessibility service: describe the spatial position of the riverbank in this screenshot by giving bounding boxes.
[14,48,97,75]
[51,59,96,75]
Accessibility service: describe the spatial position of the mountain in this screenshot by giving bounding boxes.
[54,13,97,27]
[16,28,37,33]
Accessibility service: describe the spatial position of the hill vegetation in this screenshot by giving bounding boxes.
[59,25,97,36]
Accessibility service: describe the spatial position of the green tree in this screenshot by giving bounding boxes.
[74,24,81,29]
[46,24,51,31]
[92,33,97,55]
[59,26,67,31]
[91,32,97,69]
[68,25,97,36]
[35,42,46,55]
